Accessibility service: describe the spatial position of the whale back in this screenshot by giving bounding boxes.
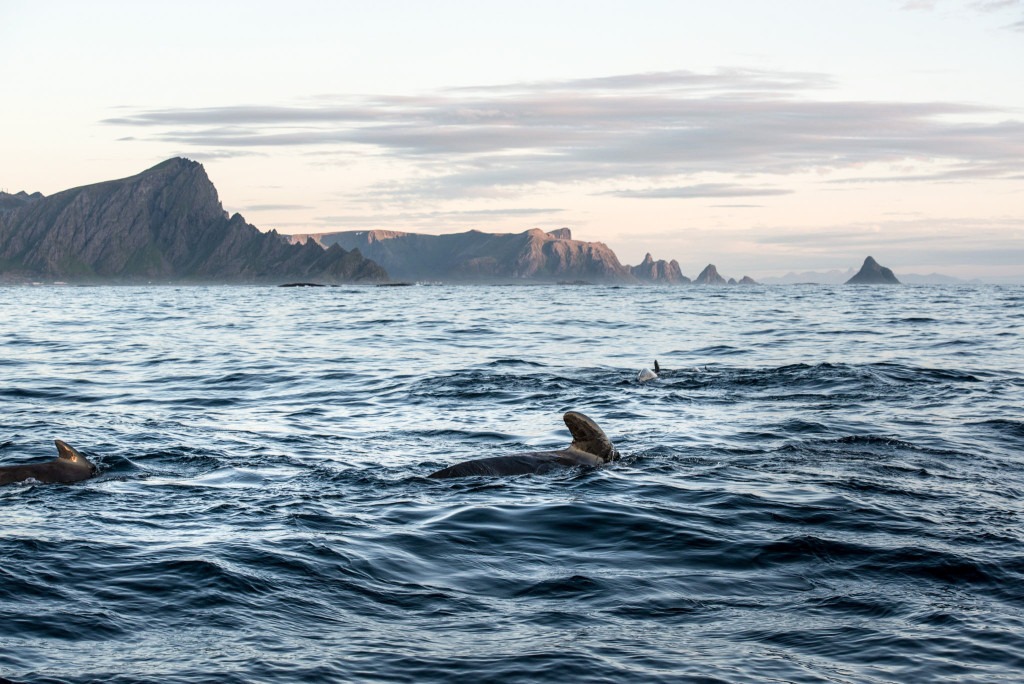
[563,411,618,462]
[0,440,96,486]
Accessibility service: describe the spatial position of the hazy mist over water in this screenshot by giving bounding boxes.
[1,284,1022,683]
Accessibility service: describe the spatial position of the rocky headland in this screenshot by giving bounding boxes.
[0,159,386,283]
[290,228,764,285]
[289,227,643,283]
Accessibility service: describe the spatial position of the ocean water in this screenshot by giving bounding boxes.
[0,283,1022,683]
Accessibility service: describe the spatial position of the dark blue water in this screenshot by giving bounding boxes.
[1,284,1022,683]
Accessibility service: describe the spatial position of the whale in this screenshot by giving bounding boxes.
[429,411,618,479]
[0,440,97,486]
[638,359,661,383]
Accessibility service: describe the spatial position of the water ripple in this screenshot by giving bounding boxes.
[0,284,1022,682]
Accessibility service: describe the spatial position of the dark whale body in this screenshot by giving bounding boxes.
[429,411,618,479]
[0,440,97,486]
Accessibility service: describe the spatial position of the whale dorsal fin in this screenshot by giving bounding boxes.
[563,411,618,462]
[55,440,83,463]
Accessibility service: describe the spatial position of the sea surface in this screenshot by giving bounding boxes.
[1,283,1022,683]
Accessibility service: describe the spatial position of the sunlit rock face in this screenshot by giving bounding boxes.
[291,227,639,283]
[629,253,690,284]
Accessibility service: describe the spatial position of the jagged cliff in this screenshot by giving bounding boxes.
[846,256,900,284]
[629,253,690,284]
[0,159,386,283]
[0,191,43,213]
[290,227,638,282]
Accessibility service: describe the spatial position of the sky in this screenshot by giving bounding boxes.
[1,0,1022,280]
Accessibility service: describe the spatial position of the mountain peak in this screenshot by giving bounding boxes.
[694,263,727,285]
[846,256,900,284]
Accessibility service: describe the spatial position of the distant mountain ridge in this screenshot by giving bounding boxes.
[289,227,641,283]
[0,159,386,283]
[2,160,920,286]
[290,228,757,285]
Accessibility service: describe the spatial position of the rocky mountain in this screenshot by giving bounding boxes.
[629,253,690,284]
[693,264,727,285]
[290,227,638,283]
[0,159,386,283]
[846,256,900,285]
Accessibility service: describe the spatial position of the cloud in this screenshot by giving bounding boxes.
[104,69,1024,203]
[973,0,1022,11]
[169,149,263,161]
[901,0,1022,10]
[603,183,792,199]
[711,204,764,208]
[242,203,313,211]
[901,0,1024,26]
[289,206,566,230]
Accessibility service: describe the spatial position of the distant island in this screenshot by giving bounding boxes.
[0,157,917,287]
[287,228,758,285]
[846,256,900,285]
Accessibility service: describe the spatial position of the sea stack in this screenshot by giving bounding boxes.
[693,264,727,285]
[846,256,900,285]
[629,253,690,284]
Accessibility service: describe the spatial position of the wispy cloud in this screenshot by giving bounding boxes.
[603,183,792,199]
[283,206,566,231]
[242,203,313,211]
[973,0,1022,11]
[104,69,1023,203]
[900,0,1024,26]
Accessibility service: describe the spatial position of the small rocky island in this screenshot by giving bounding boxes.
[846,256,900,284]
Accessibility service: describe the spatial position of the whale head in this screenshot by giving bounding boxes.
[563,411,619,463]
[55,440,97,476]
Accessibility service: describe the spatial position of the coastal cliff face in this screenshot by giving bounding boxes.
[0,159,387,283]
[629,253,690,284]
[846,256,900,284]
[291,227,638,282]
